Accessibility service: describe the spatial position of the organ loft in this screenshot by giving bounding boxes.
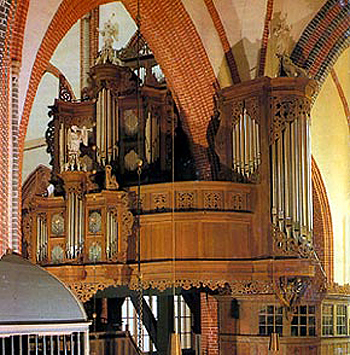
[21,14,340,355]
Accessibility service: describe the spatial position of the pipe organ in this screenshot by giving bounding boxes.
[39,41,178,264]
[215,77,317,258]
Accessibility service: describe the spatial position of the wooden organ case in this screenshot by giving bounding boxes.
[22,35,324,353]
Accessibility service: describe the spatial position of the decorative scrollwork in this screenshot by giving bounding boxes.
[45,117,56,165]
[230,280,274,295]
[67,280,115,303]
[272,223,313,258]
[245,96,260,124]
[275,276,310,310]
[230,100,244,125]
[269,96,311,144]
[129,278,273,294]
[59,75,73,102]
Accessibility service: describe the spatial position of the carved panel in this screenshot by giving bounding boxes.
[152,192,168,210]
[51,245,65,264]
[203,191,223,210]
[176,192,195,209]
[88,242,102,262]
[227,192,246,211]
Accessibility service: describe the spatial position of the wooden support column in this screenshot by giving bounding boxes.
[157,295,174,355]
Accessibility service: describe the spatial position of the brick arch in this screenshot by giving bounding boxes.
[11,0,30,62]
[312,157,334,283]
[18,0,217,181]
[291,0,350,85]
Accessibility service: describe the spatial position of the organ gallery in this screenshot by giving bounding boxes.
[8,1,350,354]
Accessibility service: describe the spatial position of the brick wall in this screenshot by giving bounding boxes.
[291,0,350,84]
[0,0,14,256]
[201,293,219,355]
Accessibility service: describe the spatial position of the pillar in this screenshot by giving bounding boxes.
[200,293,219,355]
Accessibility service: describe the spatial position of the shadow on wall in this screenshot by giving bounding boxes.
[231,38,261,81]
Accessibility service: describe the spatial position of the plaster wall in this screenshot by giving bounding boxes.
[311,48,350,284]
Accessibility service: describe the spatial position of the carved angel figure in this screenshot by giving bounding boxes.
[66,125,92,171]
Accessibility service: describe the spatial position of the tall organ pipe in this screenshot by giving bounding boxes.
[271,104,313,253]
[232,109,261,179]
[96,88,119,166]
[66,191,84,259]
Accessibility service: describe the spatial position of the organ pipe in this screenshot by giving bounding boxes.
[36,214,47,262]
[96,88,119,166]
[66,191,84,259]
[270,104,313,254]
[232,108,261,179]
[106,210,118,259]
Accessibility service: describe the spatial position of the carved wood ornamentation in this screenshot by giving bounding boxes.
[272,223,314,258]
[67,280,117,303]
[269,95,311,144]
[274,276,310,314]
[59,74,73,102]
[128,278,273,295]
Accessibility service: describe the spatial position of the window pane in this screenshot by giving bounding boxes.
[259,316,266,325]
[291,316,298,325]
[259,326,266,335]
[291,327,298,336]
[300,306,307,314]
[275,316,283,325]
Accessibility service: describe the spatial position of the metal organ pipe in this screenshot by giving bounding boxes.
[36,214,47,262]
[232,108,261,180]
[106,210,118,259]
[270,102,313,253]
[66,191,84,259]
[96,88,119,166]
